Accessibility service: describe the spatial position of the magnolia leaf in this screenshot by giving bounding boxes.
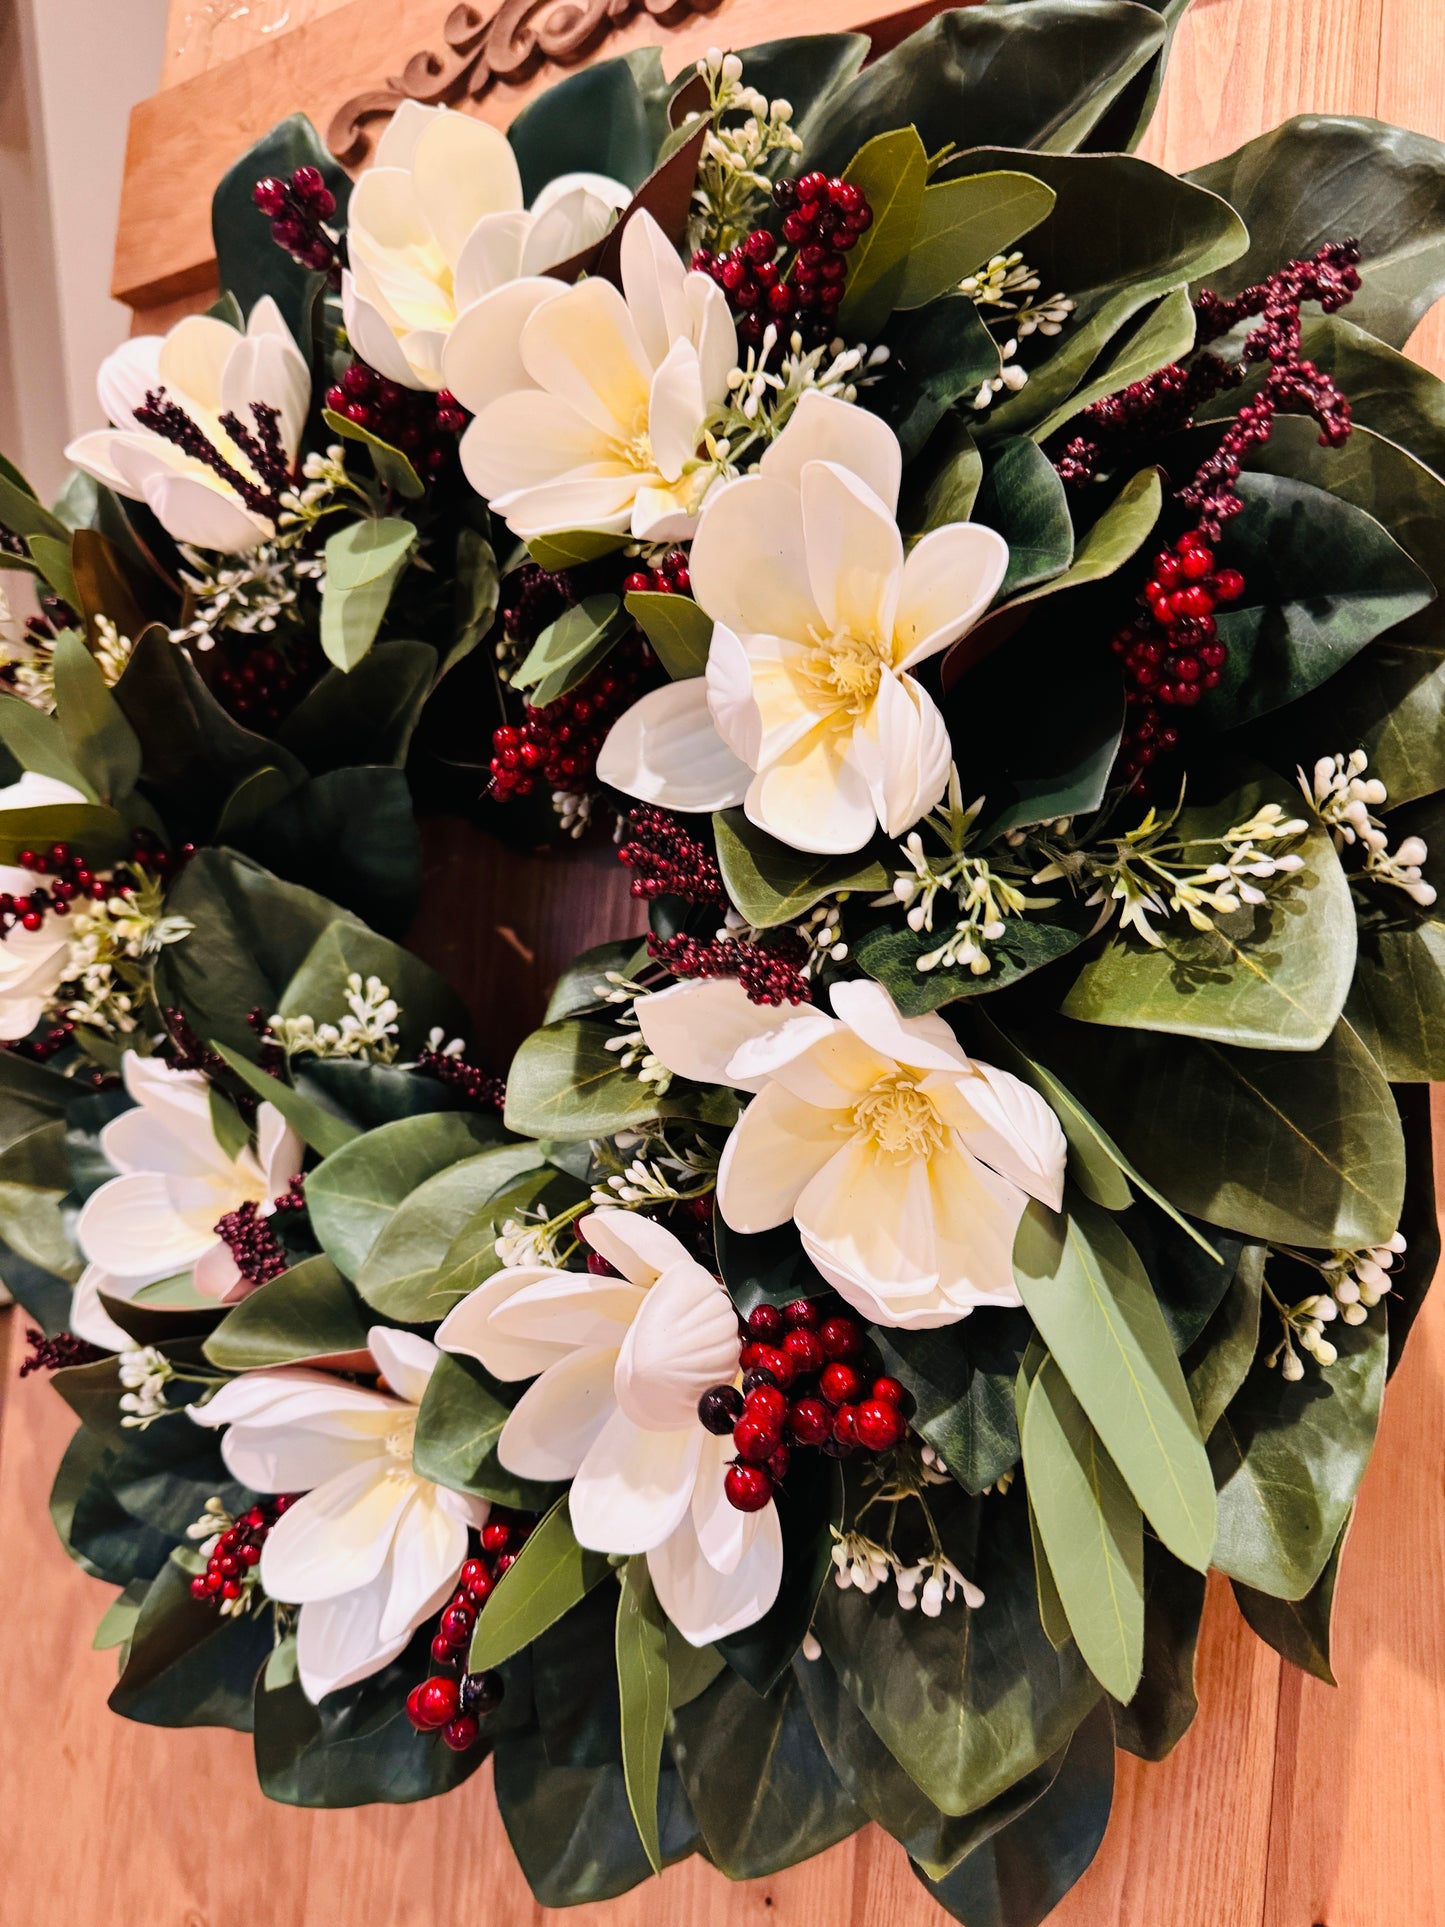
[446,528,499,676]
[872,1309,1030,1494]
[1063,775,1357,1051]
[276,638,437,772]
[413,1350,557,1511]
[319,517,417,672]
[903,420,983,537]
[52,630,141,805]
[504,1017,739,1141]
[1006,466,1162,605]
[1232,1512,1348,1685]
[513,593,628,706]
[1113,1544,1206,1761]
[431,1164,580,1306]
[469,1498,612,1673]
[615,1558,669,1874]
[1014,1198,1216,1571]
[204,1255,369,1371]
[0,691,92,794]
[838,128,929,337]
[304,1111,504,1281]
[970,436,1073,599]
[713,810,887,927]
[0,802,128,868]
[625,589,711,680]
[1027,1490,1072,1651]
[897,170,1057,311]
[354,1144,544,1320]
[867,295,1002,463]
[0,468,68,548]
[27,534,78,610]
[1023,1358,1145,1703]
[321,408,424,499]
[110,1554,273,1731]
[1030,283,1196,444]
[1182,1244,1266,1439]
[527,529,627,570]
[209,1043,357,1160]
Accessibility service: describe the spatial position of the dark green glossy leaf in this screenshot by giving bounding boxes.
[304,1110,504,1281]
[1005,465,1162,602]
[430,1164,581,1310]
[616,1558,669,1872]
[866,295,1002,463]
[508,47,673,198]
[545,938,649,1023]
[276,918,471,1060]
[714,1453,841,1695]
[904,419,983,535]
[714,1212,828,1315]
[971,436,1073,598]
[110,1555,270,1731]
[236,766,421,936]
[872,1308,1031,1494]
[1113,1543,1206,1761]
[1030,282,1195,444]
[713,810,887,927]
[470,1498,613,1673]
[856,911,1087,1015]
[1385,1083,1439,1371]
[1182,1244,1266,1439]
[213,1044,358,1160]
[412,1350,558,1511]
[1232,1512,1348,1684]
[52,630,140,804]
[275,639,437,772]
[205,1255,369,1371]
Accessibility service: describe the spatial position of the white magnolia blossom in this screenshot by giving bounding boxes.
[191,1328,488,1701]
[71,1051,303,1351]
[444,209,737,543]
[343,99,628,393]
[0,771,87,1039]
[597,392,1008,854]
[637,976,1066,1329]
[65,297,309,553]
[437,1207,782,1646]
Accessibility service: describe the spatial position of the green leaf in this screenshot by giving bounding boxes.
[0,800,128,868]
[275,639,437,772]
[1005,466,1163,604]
[447,528,499,677]
[855,910,1086,1015]
[513,593,628,705]
[806,4,1168,174]
[545,938,649,1023]
[903,420,983,536]
[1282,312,1445,480]
[321,408,423,498]
[236,764,421,937]
[868,295,1003,463]
[1113,1543,1206,1760]
[815,1483,1098,1817]
[1182,1244,1266,1439]
[624,589,711,680]
[504,1016,739,1141]
[1232,1513,1348,1684]
[1029,1014,1406,1249]
[354,1143,544,1321]
[507,46,673,199]
[897,170,1057,311]
[527,528,626,571]
[319,517,417,671]
[305,1110,504,1281]
[1029,283,1196,444]
[212,1043,359,1160]
[667,1665,864,1878]
[204,1255,369,1371]
[93,1580,148,1653]
[430,1164,580,1308]
[713,810,886,927]
[713,1213,828,1315]
[275,919,470,1060]
[27,534,78,609]
[1346,901,1445,1084]
[110,1554,272,1730]
[1187,114,1445,350]
[1209,1319,1385,1600]
[1201,474,1433,728]
[714,1453,842,1694]
[1023,1357,1144,1702]
[0,466,68,548]
[52,630,141,804]
[1013,1198,1216,1571]
[615,1558,669,1874]
[872,1309,1030,1494]
[412,1350,557,1510]
[837,129,929,337]
[1063,775,1357,1050]
[0,690,91,793]
[469,1498,612,1673]
[970,436,1073,598]
[212,114,350,353]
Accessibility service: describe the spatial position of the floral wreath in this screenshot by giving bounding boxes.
[5,7,1444,1919]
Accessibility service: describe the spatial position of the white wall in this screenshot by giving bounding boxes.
[0,0,169,502]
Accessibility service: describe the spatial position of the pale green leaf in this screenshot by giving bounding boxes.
[616,1558,669,1874]
[469,1497,612,1672]
[625,589,712,680]
[896,170,1056,310]
[319,517,417,671]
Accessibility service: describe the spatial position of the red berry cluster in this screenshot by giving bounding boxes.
[700,1299,908,1515]
[406,1518,527,1753]
[623,548,692,599]
[1112,533,1246,774]
[414,1046,506,1112]
[489,632,656,802]
[324,361,468,482]
[2,840,108,932]
[648,927,811,1008]
[4,1020,77,1065]
[253,166,340,276]
[19,1327,104,1376]
[189,1495,296,1606]
[212,1176,307,1289]
[209,640,322,732]
[618,806,725,905]
[692,175,873,352]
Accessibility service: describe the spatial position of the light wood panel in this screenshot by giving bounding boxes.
[4,4,1445,1925]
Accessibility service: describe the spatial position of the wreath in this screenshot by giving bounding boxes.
[6,6,1445,1919]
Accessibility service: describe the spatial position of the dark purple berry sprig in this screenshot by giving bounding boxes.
[647,928,813,1009]
[212,1175,306,1289]
[414,1048,506,1112]
[618,806,725,906]
[323,359,468,481]
[253,166,341,279]
[19,1329,105,1376]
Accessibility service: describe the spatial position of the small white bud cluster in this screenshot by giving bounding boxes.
[119,1346,174,1429]
[829,1528,983,1616]
[598,970,673,1093]
[1303,751,1436,906]
[1320,1232,1407,1325]
[270,971,401,1063]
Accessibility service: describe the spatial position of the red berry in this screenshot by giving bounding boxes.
[1178,545,1214,579]
[481,1522,512,1553]
[832,1404,859,1446]
[431,1633,456,1664]
[415,1676,459,1728]
[725,1463,774,1512]
[440,1604,473,1644]
[747,1303,784,1342]
[441,1714,480,1752]
[1153,554,1182,589]
[745,1385,788,1429]
[698,1384,744,1434]
[789,1396,833,1446]
[783,1328,824,1373]
[871,1376,906,1408]
[819,1317,863,1360]
[820,1361,864,1406]
[494,1552,517,1576]
[783,1299,819,1329]
[767,1445,792,1481]
[189,1576,210,1600]
[734,1414,781,1462]
[1214,567,1245,601]
[460,1558,488,1592]
[853,1400,905,1452]
[753,1345,796,1388]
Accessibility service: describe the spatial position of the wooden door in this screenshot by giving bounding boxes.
[2,3,1445,1923]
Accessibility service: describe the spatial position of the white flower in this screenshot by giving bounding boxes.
[71,1051,303,1351]
[0,771,87,1039]
[342,99,629,393]
[65,297,309,554]
[636,976,1066,1329]
[597,392,1008,853]
[190,1327,487,1701]
[436,1207,782,1646]
[443,210,737,544]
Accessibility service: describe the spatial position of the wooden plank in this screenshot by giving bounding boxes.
[115,0,951,311]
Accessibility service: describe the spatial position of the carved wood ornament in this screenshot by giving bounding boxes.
[328,0,723,164]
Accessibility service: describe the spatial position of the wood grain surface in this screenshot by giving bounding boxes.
[4,2,1445,1923]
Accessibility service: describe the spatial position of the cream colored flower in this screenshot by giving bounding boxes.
[342,99,629,392]
[597,391,1009,853]
[65,298,309,553]
[637,977,1066,1329]
[444,210,737,543]
[0,772,86,1040]
[191,1328,487,1701]
[72,1051,303,1351]
[437,1208,781,1645]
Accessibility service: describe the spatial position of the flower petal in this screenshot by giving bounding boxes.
[619,209,695,370]
[689,473,818,644]
[850,668,950,838]
[520,186,620,276]
[894,521,1010,670]
[295,1575,412,1703]
[157,315,240,413]
[745,720,877,855]
[760,389,903,513]
[375,1488,475,1643]
[193,1241,246,1305]
[577,1207,691,1289]
[228,296,310,456]
[829,978,972,1075]
[412,108,522,262]
[923,1063,1067,1210]
[498,1345,619,1481]
[928,1140,1029,1311]
[795,1135,939,1321]
[257,1103,305,1197]
[648,1498,783,1645]
[77,1173,227,1279]
[596,679,751,812]
[634,978,790,1092]
[96,335,162,430]
[140,468,267,553]
[704,620,760,766]
[453,211,531,309]
[519,275,652,439]
[215,1416,388,1494]
[799,460,903,643]
[491,1271,649,1349]
[568,1407,703,1555]
[341,272,422,388]
[368,1325,439,1408]
[259,1459,410,1603]
[647,338,706,482]
[691,1430,746,1574]
[613,1258,737,1430]
[63,430,140,495]
[716,1081,850,1235]
[69,1266,138,1352]
[438,1264,592,1382]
